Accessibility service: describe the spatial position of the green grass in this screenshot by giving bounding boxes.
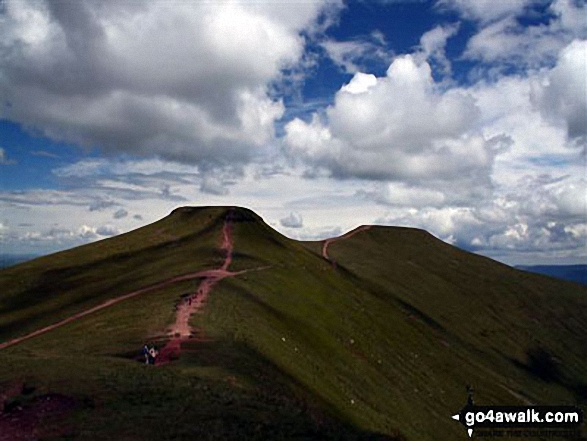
[0,206,585,440]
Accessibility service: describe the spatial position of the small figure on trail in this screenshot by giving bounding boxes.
[148,345,159,365]
[466,384,475,406]
[141,344,149,365]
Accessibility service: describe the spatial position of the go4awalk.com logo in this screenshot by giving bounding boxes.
[451,389,583,438]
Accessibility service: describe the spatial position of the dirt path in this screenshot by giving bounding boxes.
[321,225,371,261]
[158,214,240,363]
[0,212,259,354]
[0,271,209,351]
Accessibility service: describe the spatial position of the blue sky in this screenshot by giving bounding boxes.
[0,0,585,265]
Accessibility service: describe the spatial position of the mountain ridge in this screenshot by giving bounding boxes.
[0,206,585,440]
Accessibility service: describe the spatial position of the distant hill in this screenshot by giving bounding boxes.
[516,264,586,285]
[0,206,585,441]
[0,254,37,269]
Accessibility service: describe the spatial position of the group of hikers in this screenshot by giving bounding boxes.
[141,290,204,365]
[141,344,159,365]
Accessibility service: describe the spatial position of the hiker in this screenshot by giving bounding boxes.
[148,345,159,365]
[141,344,150,365]
[466,384,474,406]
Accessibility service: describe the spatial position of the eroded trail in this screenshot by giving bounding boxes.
[158,216,237,363]
[0,213,249,354]
[322,225,371,261]
[0,272,208,351]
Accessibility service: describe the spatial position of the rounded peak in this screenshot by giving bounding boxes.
[168,206,265,223]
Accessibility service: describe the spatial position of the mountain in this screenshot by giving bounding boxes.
[0,206,585,440]
[0,254,38,269]
[516,265,587,286]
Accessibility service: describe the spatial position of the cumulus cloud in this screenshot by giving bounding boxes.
[280,212,304,228]
[460,0,586,68]
[113,208,128,219]
[375,178,587,264]
[285,54,504,188]
[96,225,120,237]
[535,39,587,144]
[0,0,337,164]
[284,28,585,263]
[1,1,584,265]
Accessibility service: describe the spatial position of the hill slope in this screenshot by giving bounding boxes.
[0,207,585,440]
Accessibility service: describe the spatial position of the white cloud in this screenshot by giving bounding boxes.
[280,212,304,228]
[340,73,377,94]
[285,55,501,187]
[460,0,586,68]
[200,177,229,196]
[0,0,337,164]
[1,2,585,265]
[113,208,128,219]
[358,183,447,207]
[437,0,533,24]
[419,23,460,75]
[535,39,587,143]
[96,225,120,237]
[321,38,392,73]
[283,33,586,264]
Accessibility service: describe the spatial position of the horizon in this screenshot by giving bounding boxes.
[1,0,586,266]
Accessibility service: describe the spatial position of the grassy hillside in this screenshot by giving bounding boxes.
[0,207,585,440]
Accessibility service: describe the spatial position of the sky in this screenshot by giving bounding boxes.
[0,0,585,266]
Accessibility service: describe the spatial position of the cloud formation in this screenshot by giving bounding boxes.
[535,40,587,144]
[285,54,503,190]
[0,1,584,265]
[437,0,532,23]
[459,0,587,69]
[0,0,337,164]
[280,212,304,228]
[284,34,586,263]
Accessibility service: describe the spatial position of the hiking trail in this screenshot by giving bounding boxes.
[158,216,238,363]
[0,212,265,354]
[322,226,371,262]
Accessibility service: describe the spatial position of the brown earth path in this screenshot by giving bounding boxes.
[158,217,238,363]
[0,272,208,351]
[321,225,371,261]
[0,213,262,354]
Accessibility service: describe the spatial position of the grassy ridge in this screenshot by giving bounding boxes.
[0,206,585,440]
[318,226,587,385]
[0,207,398,439]
[0,207,226,343]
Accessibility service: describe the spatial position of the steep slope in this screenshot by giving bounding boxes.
[0,207,399,440]
[0,207,228,348]
[309,226,587,385]
[0,207,585,440]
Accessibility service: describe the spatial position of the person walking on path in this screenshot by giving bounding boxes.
[141,344,150,365]
[148,345,159,365]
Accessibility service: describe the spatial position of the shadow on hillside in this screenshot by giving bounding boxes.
[510,345,587,404]
[510,346,563,383]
